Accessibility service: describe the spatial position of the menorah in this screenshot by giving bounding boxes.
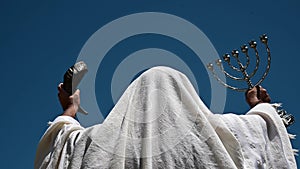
[207,34,270,92]
[207,34,294,127]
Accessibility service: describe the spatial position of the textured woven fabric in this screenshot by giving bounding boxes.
[35,66,296,169]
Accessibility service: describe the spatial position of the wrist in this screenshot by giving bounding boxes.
[247,98,261,108]
[61,104,78,118]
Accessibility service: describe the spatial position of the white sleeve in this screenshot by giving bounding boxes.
[34,116,84,169]
[246,103,297,168]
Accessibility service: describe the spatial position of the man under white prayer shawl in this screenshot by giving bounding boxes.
[35,66,297,168]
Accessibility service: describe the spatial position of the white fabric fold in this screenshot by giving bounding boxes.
[35,66,296,169]
[35,116,84,168]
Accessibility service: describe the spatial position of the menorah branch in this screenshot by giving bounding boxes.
[207,63,248,92]
[254,38,271,86]
[216,60,244,81]
[247,43,260,79]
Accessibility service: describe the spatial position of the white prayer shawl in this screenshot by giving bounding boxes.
[35,66,296,169]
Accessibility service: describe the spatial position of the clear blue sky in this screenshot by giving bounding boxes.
[0,0,299,168]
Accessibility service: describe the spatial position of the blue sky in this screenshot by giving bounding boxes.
[0,0,299,168]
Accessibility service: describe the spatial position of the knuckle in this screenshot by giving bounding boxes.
[261,88,267,92]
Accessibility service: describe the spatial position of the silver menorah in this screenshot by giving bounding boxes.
[206,34,294,127]
[207,34,270,92]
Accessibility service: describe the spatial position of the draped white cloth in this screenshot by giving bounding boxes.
[35,66,296,169]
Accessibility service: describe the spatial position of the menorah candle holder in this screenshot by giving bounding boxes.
[207,34,294,127]
[207,34,270,92]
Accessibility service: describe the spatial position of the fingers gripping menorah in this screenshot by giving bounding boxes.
[207,34,270,92]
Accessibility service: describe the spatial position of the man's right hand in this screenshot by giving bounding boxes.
[57,83,80,118]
